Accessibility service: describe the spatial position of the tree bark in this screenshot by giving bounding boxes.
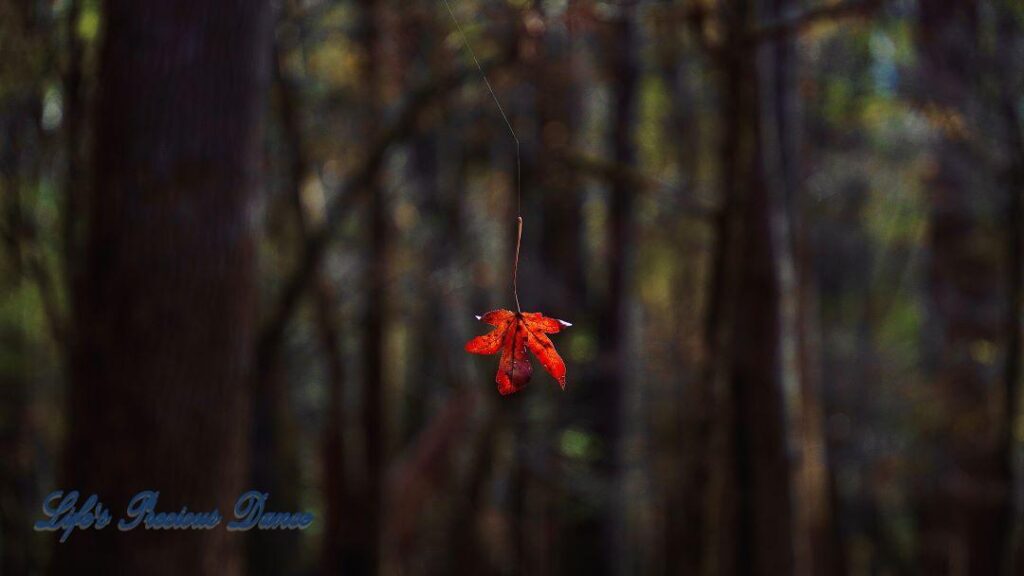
[57,0,272,573]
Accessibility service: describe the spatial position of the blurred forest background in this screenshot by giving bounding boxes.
[1,0,1023,574]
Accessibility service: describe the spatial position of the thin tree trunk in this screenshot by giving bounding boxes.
[999,137,1023,576]
[795,257,847,576]
[446,404,501,575]
[56,0,273,572]
[704,10,747,574]
[245,40,311,575]
[63,0,84,293]
[318,275,355,574]
[404,1,448,444]
[269,31,360,574]
[995,7,1024,569]
[597,8,639,574]
[530,0,585,314]
[360,0,386,571]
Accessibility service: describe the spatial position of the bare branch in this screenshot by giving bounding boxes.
[748,0,882,44]
[256,54,514,363]
[556,151,716,220]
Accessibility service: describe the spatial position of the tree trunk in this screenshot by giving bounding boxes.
[757,0,842,574]
[56,0,272,572]
[249,51,305,571]
[999,136,1023,576]
[654,7,707,572]
[63,0,85,290]
[360,0,386,571]
[994,5,1024,571]
[521,3,584,573]
[529,0,585,315]
[596,8,640,575]
[706,0,797,572]
[1,91,47,576]
[730,117,797,576]
[915,2,1010,574]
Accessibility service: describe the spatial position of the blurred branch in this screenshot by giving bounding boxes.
[678,1,724,61]
[26,250,64,346]
[747,0,882,43]
[256,53,514,363]
[272,32,360,571]
[2,214,66,346]
[557,151,716,220]
[676,0,881,59]
[677,0,882,61]
[385,389,480,553]
[2,105,67,348]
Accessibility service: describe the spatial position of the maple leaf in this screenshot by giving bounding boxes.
[465,309,571,395]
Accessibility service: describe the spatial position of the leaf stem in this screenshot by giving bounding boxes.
[513,216,523,314]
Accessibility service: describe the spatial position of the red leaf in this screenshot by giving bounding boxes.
[465,309,571,395]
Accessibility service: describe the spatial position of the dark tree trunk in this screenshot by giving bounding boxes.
[250,51,304,567]
[556,8,638,575]
[249,356,301,575]
[730,120,797,576]
[757,0,842,574]
[528,0,585,315]
[653,8,707,572]
[999,138,1023,576]
[994,5,1024,571]
[63,0,85,290]
[591,8,640,575]
[705,0,797,573]
[915,2,1010,574]
[1,91,47,576]
[318,275,355,574]
[520,3,584,573]
[268,32,358,575]
[654,35,704,566]
[404,3,448,449]
[0,330,39,576]
[56,0,273,573]
[359,0,385,572]
[704,23,747,576]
